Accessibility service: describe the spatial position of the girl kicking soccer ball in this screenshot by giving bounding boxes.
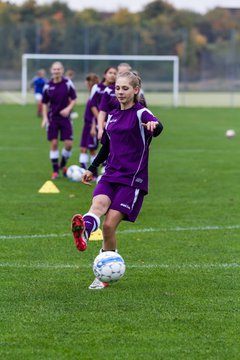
[71,71,163,289]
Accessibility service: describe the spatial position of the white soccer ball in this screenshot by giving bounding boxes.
[66,165,86,182]
[225,129,236,139]
[93,251,126,283]
[70,112,79,120]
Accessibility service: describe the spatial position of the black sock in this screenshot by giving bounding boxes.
[51,158,59,173]
[60,156,67,168]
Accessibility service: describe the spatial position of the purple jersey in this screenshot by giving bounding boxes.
[42,77,77,120]
[91,82,106,109]
[98,84,119,113]
[100,102,160,194]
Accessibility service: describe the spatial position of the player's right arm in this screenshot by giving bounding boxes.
[41,84,50,128]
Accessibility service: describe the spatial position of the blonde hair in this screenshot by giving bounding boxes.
[116,71,142,102]
[51,61,64,71]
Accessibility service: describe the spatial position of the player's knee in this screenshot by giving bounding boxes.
[102,220,114,236]
[90,201,107,217]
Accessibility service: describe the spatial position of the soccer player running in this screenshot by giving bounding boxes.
[41,62,77,180]
[71,71,163,289]
[92,66,118,111]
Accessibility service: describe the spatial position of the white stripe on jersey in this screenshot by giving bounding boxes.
[42,83,49,93]
[105,114,113,128]
[66,78,75,90]
[131,188,140,210]
[136,108,146,145]
[89,83,98,99]
[103,86,112,95]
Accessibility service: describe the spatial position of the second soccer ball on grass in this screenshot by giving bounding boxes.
[66,165,86,182]
[225,129,236,139]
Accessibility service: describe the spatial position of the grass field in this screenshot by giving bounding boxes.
[1,104,240,359]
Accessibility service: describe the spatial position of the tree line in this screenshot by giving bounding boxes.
[0,0,240,81]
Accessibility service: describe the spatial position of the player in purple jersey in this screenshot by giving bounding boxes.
[70,71,163,289]
[41,62,77,180]
[79,73,100,177]
[92,67,117,110]
[31,69,47,117]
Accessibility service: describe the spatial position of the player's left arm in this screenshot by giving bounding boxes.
[141,110,163,137]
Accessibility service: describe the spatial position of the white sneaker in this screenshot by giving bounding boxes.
[88,278,109,290]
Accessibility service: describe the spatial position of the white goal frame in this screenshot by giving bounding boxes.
[21,53,179,106]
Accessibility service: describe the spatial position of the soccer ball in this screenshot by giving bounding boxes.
[70,112,79,120]
[66,165,85,182]
[225,129,236,139]
[93,251,126,283]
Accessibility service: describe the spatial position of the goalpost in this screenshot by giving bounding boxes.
[21,53,179,106]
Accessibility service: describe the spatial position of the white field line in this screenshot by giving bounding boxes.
[0,262,240,270]
[0,224,240,240]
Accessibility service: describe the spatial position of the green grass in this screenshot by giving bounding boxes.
[0,104,240,359]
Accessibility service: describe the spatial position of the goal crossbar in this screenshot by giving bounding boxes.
[21,53,179,106]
